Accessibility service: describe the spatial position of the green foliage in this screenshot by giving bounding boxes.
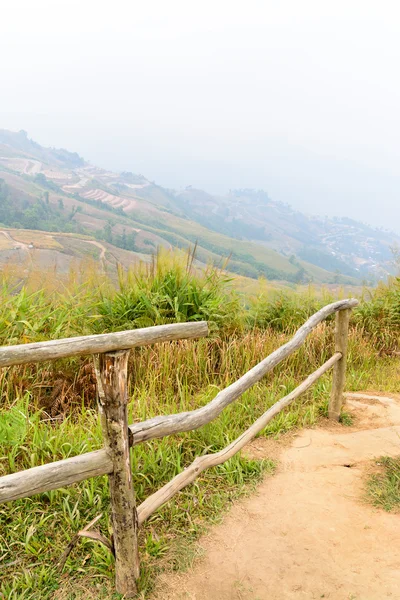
[338,411,353,426]
[0,283,99,346]
[298,247,358,278]
[247,288,330,332]
[95,249,241,332]
[129,213,309,282]
[366,457,400,512]
[33,173,61,192]
[0,396,35,446]
[354,277,400,349]
[94,221,141,253]
[0,178,83,234]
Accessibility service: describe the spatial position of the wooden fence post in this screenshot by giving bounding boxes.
[96,350,139,597]
[328,309,351,420]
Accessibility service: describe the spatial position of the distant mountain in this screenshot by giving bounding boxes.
[0,129,84,169]
[0,128,397,285]
[175,187,399,280]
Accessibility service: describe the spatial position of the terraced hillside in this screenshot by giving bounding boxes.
[1,128,396,284]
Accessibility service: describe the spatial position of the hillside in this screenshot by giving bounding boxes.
[176,188,399,280]
[0,228,152,286]
[1,129,397,284]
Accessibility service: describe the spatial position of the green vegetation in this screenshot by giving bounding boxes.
[298,247,359,278]
[130,212,311,283]
[96,223,141,253]
[355,277,400,350]
[173,194,272,241]
[0,178,84,234]
[96,252,239,332]
[0,253,399,598]
[366,457,400,512]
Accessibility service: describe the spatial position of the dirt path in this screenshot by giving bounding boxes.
[82,239,107,272]
[153,393,400,600]
[83,239,107,262]
[0,230,31,252]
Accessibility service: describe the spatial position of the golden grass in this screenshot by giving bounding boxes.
[10,230,63,249]
[0,236,13,250]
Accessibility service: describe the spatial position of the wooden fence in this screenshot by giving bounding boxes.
[0,299,358,596]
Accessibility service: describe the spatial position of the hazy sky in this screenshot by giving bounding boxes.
[1,0,400,230]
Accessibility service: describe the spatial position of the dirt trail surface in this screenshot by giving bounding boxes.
[153,393,400,600]
[0,230,31,251]
[83,239,107,261]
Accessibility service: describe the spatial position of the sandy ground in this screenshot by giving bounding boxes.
[152,393,400,600]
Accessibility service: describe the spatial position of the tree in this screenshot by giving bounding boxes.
[103,221,113,244]
[69,206,79,220]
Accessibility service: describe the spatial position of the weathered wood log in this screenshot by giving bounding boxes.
[0,300,358,504]
[137,352,342,525]
[328,309,351,420]
[0,449,112,503]
[0,321,208,367]
[97,350,139,597]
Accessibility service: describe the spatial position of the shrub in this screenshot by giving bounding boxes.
[354,277,400,350]
[94,247,242,333]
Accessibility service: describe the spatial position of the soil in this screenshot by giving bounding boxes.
[152,393,400,600]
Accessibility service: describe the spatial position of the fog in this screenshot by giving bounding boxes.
[1,0,400,229]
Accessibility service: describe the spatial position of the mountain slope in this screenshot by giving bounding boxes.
[1,128,395,284]
[0,169,308,283]
[175,188,399,279]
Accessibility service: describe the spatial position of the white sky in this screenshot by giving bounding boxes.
[1,0,400,229]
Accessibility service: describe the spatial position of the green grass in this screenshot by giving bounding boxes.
[0,254,399,598]
[0,393,273,599]
[366,457,400,512]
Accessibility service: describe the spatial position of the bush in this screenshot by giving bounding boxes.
[247,287,333,332]
[94,248,242,333]
[354,277,400,350]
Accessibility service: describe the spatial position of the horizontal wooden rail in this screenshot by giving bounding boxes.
[0,300,357,504]
[0,450,113,503]
[0,321,208,367]
[137,352,341,524]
